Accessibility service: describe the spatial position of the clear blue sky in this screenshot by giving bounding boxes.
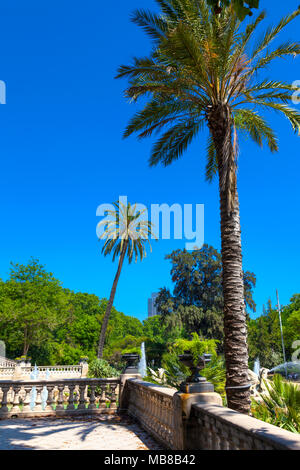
[0,0,299,321]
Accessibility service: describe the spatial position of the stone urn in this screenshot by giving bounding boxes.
[121,353,140,374]
[178,351,214,393]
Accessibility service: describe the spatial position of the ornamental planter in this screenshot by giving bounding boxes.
[178,351,214,393]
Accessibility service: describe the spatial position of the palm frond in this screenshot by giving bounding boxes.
[234,108,278,152]
[251,8,300,59]
[245,102,300,135]
[205,135,218,182]
[252,42,300,72]
[150,118,203,166]
[131,9,168,41]
[123,98,198,139]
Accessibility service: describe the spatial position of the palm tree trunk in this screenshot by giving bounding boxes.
[207,104,250,414]
[97,242,127,359]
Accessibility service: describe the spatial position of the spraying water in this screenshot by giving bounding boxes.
[41,368,50,410]
[253,357,260,376]
[30,364,39,410]
[138,342,147,378]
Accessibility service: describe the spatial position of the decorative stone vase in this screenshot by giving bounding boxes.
[178,351,214,393]
[122,353,140,374]
[79,357,88,364]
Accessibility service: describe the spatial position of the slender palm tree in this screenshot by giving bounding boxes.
[116,1,300,413]
[97,200,154,358]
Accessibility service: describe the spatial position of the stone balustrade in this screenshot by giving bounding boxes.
[122,378,300,451]
[123,379,177,449]
[0,364,88,380]
[0,368,15,378]
[189,403,300,450]
[1,372,300,450]
[0,378,120,419]
[22,365,84,377]
[0,356,16,368]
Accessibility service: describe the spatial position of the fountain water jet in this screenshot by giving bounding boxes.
[30,364,39,410]
[253,357,260,377]
[138,342,147,378]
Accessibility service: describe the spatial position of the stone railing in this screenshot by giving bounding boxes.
[0,356,16,368]
[21,365,84,378]
[189,403,300,450]
[121,378,300,451]
[123,379,177,449]
[0,364,88,380]
[0,368,15,378]
[0,377,119,419]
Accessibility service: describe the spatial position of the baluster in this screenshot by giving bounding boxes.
[109,383,117,409]
[34,385,43,412]
[22,385,32,413]
[99,386,106,409]
[88,384,96,410]
[45,385,55,412]
[11,385,21,413]
[78,383,86,410]
[67,383,76,410]
[56,384,65,411]
[0,385,10,413]
[219,423,229,450]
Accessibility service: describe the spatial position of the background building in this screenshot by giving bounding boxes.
[148,292,159,318]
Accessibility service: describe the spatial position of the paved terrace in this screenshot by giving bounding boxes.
[0,416,163,450]
[1,375,300,450]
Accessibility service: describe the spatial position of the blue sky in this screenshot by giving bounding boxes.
[0,0,299,321]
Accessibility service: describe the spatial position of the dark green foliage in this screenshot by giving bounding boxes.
[88,359,120,378]
[248,295,300,369]
[252,374,300,433]
[0,258,144,366]
[151,334,226,397]
[156,244,256,343]
[143,315,184,367]
[0,258,69,359]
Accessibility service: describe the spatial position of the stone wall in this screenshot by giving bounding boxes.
[0,377,119,419]
[122,378,300,450]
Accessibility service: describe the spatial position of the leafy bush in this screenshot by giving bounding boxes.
[147,334,225,399]
[201,356,226,398]
[252,374,300,433]
[171,333,218,362]
[88,359,120,378]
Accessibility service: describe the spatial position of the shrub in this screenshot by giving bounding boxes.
[252,374,300,433]
[88,359,120,378]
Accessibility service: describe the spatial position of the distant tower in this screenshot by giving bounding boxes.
[148,292,159,318]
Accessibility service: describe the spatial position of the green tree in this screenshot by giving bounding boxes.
[0,258,69,357]
[53,291,103,364]
[248,300,283,369]
[117,1,300,413]
[156,245,256,343]
[97,200,155,358]
[143,315,184,366]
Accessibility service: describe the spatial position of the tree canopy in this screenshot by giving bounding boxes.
[155,244,256,342]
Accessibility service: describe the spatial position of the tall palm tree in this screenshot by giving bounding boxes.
[116,1,300,413]
[97,200,154,358]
